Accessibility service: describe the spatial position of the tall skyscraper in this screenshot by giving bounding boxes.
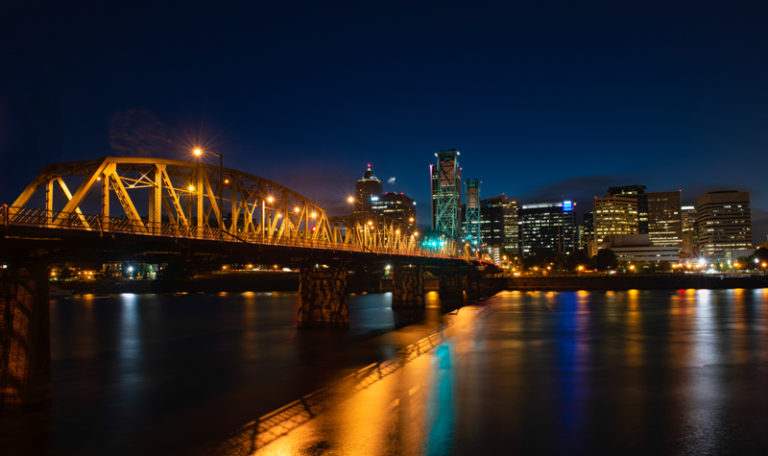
[430,149,462,238]
[578,211,594,252]
[680,205,698,257]
[594,195,639,248]
[607,185,648,233]
[503,198,520,254]
[647,190,682,249]
[355,163,382,214]
[696,191,752,257]
[480,195,519,256]
[519,201,576,255]
[464,179,481,246]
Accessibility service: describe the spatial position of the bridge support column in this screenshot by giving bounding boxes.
[438,272,465,300]
[391,265,424,308]
[466,270,482,299]
[0,265,51,410]
[298,266,349,328]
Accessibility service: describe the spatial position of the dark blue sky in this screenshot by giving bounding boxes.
[2,1,767,242]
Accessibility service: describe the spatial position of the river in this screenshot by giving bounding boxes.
[4,288,768,455]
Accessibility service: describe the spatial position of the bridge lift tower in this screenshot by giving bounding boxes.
[464,178,482,248]
[430,149,462,239]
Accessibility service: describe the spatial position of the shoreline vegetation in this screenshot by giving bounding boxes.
[52,270,768,295]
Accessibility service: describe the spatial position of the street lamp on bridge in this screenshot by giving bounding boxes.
[262,195,274,240]
[192,146,224,240]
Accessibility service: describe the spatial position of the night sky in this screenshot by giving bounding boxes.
[2,1,767,242]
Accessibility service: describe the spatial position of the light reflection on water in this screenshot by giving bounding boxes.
[38,288,768,456]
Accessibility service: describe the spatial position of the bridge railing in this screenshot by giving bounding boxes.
[1,205,454,259]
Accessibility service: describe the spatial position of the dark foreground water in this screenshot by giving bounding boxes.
[4,288,768,455]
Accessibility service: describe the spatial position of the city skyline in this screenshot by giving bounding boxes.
[3,2,767,239]
[4,3,768,455]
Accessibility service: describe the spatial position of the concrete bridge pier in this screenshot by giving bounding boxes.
[297,265,349,328]
[0,265,51,410]
[391,264,424,308]
[465,270,482,298]
[438,272,465,300]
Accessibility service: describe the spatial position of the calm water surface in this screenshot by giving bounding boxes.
[6,288,768,455]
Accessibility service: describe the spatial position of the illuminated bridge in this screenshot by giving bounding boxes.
[0,157,501,409]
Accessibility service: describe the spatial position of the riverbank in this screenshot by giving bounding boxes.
[507,274,768,290]
[55,271,768,295]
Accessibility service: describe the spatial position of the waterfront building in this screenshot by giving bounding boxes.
[430,149,462,238]
[602,234,679,263]
[593,195,639,248]
[696,190,752,258]
[371,192,417,230]
[519,201,576,255]
[354,163,383,214]
[680,205,698,258]
[647,190,682,249]
[578,211,594,252]
[503,197,520,254]
[607,185,648,233]
[480,194,520,257]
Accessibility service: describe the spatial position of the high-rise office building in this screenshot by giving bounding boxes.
[578,211,594,252]
[696,191,752,257]
[680,205,698,257]
[355,163,382,214]
[607,185,648,233]
[430,149,462,238]
[464,179,482,246]
[519,201,576,255]
[370,192,417,230]
[594,195,639,248]
[503,198,520,254]
[647,190,682,249]
[480,195,520,254]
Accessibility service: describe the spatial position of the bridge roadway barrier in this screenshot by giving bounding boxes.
[0,265,51,410]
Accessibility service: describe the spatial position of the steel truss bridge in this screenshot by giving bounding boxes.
[0,157,504,410]
[2,156,464,260]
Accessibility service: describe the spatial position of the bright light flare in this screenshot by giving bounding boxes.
[193,147,203,157]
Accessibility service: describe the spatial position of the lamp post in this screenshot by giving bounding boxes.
[193,146,224,241]
[262,195,274,241]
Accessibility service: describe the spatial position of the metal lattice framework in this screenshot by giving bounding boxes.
[5,157,451,257]
[430,149,462,239]
[464,178,482,247]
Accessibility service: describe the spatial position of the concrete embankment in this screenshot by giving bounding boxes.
[507,274,768,291]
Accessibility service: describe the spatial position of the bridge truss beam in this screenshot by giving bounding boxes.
[6,157,449,256]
